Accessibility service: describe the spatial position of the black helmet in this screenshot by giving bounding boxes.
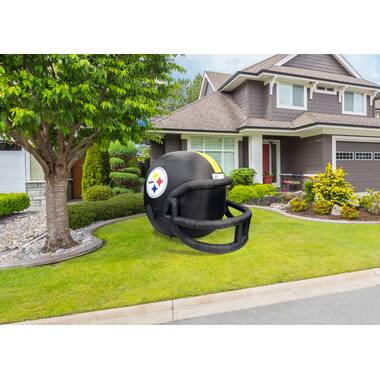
[144,151,251,254]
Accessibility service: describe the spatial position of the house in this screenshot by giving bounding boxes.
[0,141,83,208]
[152,54,380,192]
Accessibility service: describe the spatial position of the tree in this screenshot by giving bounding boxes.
[160,73,203,113]
[81,143,110,194]
[0,55,181,251]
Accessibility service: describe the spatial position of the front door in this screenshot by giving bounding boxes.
[72,158,84,199]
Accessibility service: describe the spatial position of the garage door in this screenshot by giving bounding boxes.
[0,150,26,193]
[336,141,380,192]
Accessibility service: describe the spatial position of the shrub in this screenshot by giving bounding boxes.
[68,193,144,229]
[341,204,359,220]
[359,190,380,215]
[108,141,137,163]
[112,186,134,195]
[312,163,354,205]
[122,166,141,176]
[110,157,125,171]
[289,196,307,212]
[83,185,114,202]
[313,199,334,215]
[0,193,30,217]
[304,180,315,203]
[228,185,256,204]
[82,143,110,194]
[251,184,277,198]
[230,168,257,186]
[110,172,140,188]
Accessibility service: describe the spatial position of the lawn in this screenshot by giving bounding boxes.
[2,208,380,324]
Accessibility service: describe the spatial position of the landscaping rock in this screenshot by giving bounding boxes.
[331,204,342,217]
[246,194,284,207]
[0,211,94,263]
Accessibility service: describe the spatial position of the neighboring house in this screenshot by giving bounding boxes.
[0,141,83,208]
[152,54,380,191]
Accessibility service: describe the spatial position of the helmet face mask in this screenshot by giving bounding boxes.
[144,151,252,254]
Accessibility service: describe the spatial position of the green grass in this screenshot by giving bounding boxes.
[2,208,380,324]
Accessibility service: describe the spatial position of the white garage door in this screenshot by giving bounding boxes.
[0,150,26,193]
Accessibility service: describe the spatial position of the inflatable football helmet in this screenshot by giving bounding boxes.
[144,151,251,254]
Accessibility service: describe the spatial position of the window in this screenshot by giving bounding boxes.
[315,85,336,95]
[336,152,354,160]
[355,152,373,160]
[374,152,380,160]
[343,92,366,115]
[277,83,306,110]
[190,136,236,173]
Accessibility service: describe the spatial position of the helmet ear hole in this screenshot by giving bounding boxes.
[144,151,252,253]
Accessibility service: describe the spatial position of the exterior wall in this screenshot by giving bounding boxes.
[280,134,331,174]
[26,181,46,209]
[231,82,248,115]
[150,134,185,163]
[284,54,351,75]
[0,150,26,193]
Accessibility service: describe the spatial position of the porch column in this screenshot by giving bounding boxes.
[248,135,263,184]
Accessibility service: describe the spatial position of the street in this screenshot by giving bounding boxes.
[170,285,380,324]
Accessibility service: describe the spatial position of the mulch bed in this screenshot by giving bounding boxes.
[289,207,380,221]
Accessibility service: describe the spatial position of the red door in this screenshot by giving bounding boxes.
[72,159,84,199]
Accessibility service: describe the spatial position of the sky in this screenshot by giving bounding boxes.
[175,54,380,84]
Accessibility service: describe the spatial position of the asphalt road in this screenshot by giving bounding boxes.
[170,285,380,324]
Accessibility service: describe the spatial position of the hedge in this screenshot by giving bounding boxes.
[0,193,30,217]
[83,185,114,202]
[68,193,144,229]
[110,171,140,188]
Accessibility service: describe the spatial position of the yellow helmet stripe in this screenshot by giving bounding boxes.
[194,152,223,173]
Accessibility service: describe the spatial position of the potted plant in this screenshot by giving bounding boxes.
[263,172,273,184]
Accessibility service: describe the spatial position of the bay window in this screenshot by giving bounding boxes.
[343,91,366,115]
[277,83,306,110]
[190,136,236,173]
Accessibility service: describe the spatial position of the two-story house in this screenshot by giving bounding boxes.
[153,54,380,192]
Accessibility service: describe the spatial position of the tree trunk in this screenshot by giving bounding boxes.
[44,173,76,252]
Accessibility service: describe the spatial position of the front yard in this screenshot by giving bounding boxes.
[2,208,380,324]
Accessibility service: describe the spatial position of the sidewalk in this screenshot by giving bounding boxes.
[15,268,380,325]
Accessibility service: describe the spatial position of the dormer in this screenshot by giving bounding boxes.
[199,71,230,98]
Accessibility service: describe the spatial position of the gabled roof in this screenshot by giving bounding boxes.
[204,71,231,90]
[155,91,245,133]
[220,54,380,91]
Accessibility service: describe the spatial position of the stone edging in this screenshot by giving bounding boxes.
[249,205,380,224]
[14,268,380,325]
[0,213,145,270]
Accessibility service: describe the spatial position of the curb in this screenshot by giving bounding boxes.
[250,205,380,224]
[14,268,380,325]
[0,214,144,270]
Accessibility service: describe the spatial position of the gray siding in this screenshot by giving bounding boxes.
[284,54,351,76]
[280,135,331,174]
[150,134,185,163]
[231,83,248,114]
[246,81,266,118]
[336,141,380,191]
[238,137,249,167]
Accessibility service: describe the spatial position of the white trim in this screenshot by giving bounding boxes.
[24,149,31,182]
[314,84,337,95]
[156,130,238,136]
[220,71,378,93]
[276,82,307,111]
[355,152,373,160]
[198,72,216,99]
[274,54,362,79]
[248,135,263,184]
[342,91,367,116]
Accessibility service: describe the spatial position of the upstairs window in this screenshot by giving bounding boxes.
[315,85,336,95]
[343,92,366,115]
[277,83,306,110]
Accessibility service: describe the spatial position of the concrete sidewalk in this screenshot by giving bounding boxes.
[15,268,380,325]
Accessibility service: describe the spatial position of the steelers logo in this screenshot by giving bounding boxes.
[146,167,168,198]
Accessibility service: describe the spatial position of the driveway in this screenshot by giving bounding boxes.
[170,285,380,324]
